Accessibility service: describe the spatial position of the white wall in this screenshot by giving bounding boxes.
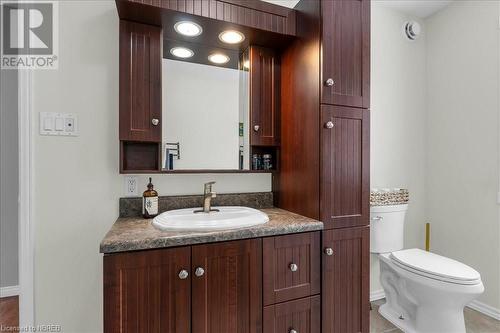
[163,60,241,170]
[32,1,269,331]
[1,69,19,289]
[370,4,427,294]
[426,0,500,308]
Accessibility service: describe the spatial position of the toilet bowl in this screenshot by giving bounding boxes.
[371,202,484,333]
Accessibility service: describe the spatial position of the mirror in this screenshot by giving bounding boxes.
[162,56,250,171]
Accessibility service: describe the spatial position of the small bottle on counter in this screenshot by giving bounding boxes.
[263,154,272,170]
[142,177,159,218]
[252,154,262,170]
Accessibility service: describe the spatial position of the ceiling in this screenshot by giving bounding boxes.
[374,0,453,18]
[261,0,300,9]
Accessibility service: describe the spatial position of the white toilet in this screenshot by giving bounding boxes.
[371,203,484,333]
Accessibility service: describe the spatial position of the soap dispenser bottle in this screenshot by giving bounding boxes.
[142,177,159,218]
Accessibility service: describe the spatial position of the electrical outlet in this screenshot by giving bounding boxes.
[124,176,138,197]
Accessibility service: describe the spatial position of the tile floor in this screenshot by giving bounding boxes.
[371,299,500,333]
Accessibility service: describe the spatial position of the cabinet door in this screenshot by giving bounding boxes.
[321,0,370,108]
[119,20,162,142]
[192,239,262,333]
[263,232,320,305]
[250,46,280,146]
[322,227,370,333]
[103,248,191,333]
[263,296,321,333]
[321,105,369,229]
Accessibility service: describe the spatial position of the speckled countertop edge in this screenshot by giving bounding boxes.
[100,208,323,254]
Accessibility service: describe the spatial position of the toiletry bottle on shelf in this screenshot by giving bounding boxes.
[142,177,158,218]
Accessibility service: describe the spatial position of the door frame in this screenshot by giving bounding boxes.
[18,68,35,326]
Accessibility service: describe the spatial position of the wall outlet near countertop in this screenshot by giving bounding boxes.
[124,176,138,197]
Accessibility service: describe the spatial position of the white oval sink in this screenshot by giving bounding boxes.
[152,206,269,231]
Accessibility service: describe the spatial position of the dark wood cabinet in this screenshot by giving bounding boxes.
[263,296,321,333]
[320,105,370,229]
[263,232,320,305]
[103,247,191,333]
[192,239,262,333]
[321,0,370,108]
[322,226,370,333]
[119,20,162,142]
[250,46,280,147]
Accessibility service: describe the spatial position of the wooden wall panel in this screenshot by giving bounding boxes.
[322,227,370,333]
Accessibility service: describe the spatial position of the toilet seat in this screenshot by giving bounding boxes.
[389,248,481,285]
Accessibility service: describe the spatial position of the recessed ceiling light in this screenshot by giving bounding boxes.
[170,47,194,58]
[208,53,230,64]
[174,21,203,37]
[219,30,245,44]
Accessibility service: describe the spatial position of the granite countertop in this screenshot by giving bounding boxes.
[100,208,323,254]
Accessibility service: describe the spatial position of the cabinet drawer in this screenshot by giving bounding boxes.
[263,296,320,333]
[263,232,320,305]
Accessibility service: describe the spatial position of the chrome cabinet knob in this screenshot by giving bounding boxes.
[324,247,334,256]
[151,118,159,126]
[325,121,334,129]
[290,329,298,333]
[178,269,189,280]
[195,267,205,277]
[325,78,335,87]
[289,263,298,272]
[253,125,260,132]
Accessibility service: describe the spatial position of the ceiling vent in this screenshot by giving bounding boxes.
[404,21,421,41]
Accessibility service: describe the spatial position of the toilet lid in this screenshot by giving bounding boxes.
[390,248,481,284]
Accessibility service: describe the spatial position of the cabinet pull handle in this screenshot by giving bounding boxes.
[151,118,159,126]
[178,269,189,280]
[325,78,335,87]
[253,125,260,132]
[290,329,298,333]
[324,247,334,256]
[289,263,298,272]
[325,121,334,129]
[195,267,205,277]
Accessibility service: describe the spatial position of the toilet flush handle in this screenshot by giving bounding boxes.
[372,216,383,221]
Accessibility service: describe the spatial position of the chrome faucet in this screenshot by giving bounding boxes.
[194,181,219,213]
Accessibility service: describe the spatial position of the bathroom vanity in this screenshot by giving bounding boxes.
[104,0,371,332]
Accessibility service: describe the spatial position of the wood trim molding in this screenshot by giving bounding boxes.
[18,68,35,326]
[0,285,20,298]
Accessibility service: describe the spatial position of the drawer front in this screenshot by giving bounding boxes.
[263,232,321,305]
[263,296,321,333]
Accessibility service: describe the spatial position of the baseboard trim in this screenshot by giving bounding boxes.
[468,300,500,321]
[0,285,20,298]
[370,289,386,302]
[370,289,500,321]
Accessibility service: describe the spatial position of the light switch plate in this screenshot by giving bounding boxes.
[40,112,78,136]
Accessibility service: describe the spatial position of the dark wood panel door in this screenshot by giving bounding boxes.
[263,296,321,333]
[322,227,370,333]
[103,248,191,333]
[192,239,262,333]
[263,232,320,305]
[250,46,280,146]
[119,20,162,142]
[321,105,369,229]
[321,0,370,108]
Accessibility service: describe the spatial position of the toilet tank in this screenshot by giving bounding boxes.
[370,204,408,253]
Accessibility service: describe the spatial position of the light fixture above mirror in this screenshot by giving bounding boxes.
[174,21,203,37]
[170,47,194,58]
[219,30,245,44]
[208,53,230,64]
